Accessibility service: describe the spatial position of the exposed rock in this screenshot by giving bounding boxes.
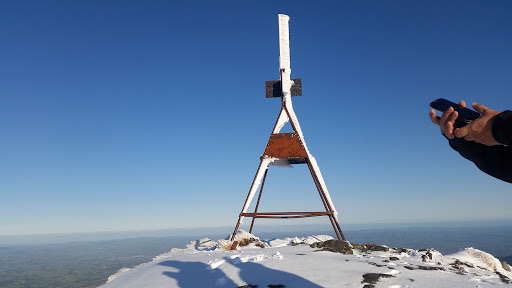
[362,243,389,252]
[456,259,474,268]
[310,240,353,255]
[420,249,443,263]
[255,242,266,248]
[239,237,260,247]
[221,231,268,250]
[404,265,445,271]
[450,259,473,274]
[418,265,445,271]
[350,243,390,252]
[361,273,394,285]
[422,251,433,262]
[351,243,363,250]
[496,272,511,284]
[501,261,511,272]
[389,256,400,261]
[368,262,386,267]
[227,237,266,250]
[393,248,410,254]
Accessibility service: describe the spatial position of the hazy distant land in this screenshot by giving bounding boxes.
[1,224,511,288]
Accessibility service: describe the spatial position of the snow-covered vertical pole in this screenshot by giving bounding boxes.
[279,14,293,98]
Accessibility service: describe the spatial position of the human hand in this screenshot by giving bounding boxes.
[429,100,466,139]
[454,102,500,146]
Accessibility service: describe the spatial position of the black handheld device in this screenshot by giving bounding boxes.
[430,98,481,128]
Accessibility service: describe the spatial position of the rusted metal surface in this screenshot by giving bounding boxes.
[307,159,330,213]
[265,78,302,98]
[249,169,268,234]
[263,133,307,158]
[242,211,333,218]
[306,159,346,241]
[231,161,266,241]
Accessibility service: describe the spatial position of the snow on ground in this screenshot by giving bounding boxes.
[101,231,512,288]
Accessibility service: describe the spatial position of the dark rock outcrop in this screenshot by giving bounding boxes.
[361,273,394,287]
[310,240,353,255]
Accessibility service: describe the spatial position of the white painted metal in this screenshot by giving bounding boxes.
[239,157,274,222]
[278,14,293,97]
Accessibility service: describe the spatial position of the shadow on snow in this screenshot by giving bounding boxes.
[159,257,322,288]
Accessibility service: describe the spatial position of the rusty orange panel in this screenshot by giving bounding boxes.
[263,133,307,158]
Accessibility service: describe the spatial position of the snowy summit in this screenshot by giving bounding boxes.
[101,230,512,288]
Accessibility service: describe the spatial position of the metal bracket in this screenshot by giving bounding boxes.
[265,79,302,98]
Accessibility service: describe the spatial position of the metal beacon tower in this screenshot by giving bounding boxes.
[231,14,345,241]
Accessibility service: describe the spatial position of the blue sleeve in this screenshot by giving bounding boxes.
[492,110,512,146]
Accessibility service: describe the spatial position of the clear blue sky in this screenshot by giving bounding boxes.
[1,0,511,236]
